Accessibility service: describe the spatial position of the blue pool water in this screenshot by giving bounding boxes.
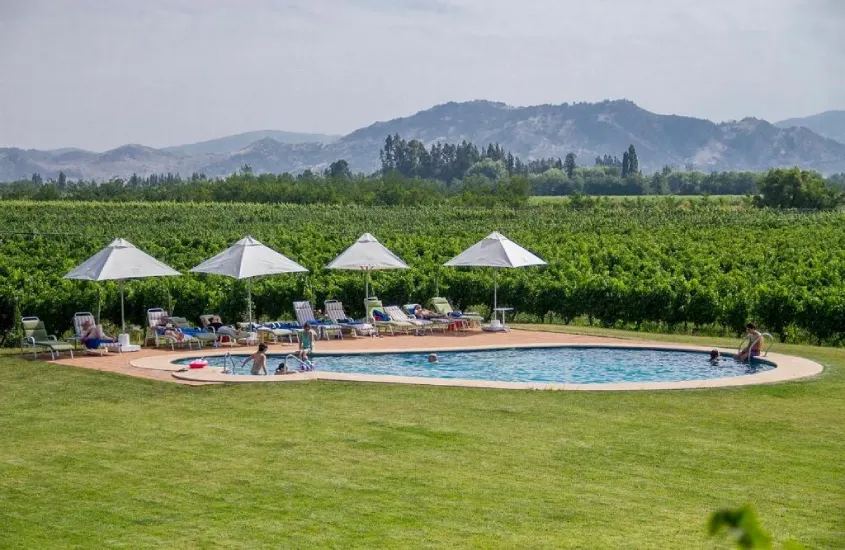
[174,347,774,384]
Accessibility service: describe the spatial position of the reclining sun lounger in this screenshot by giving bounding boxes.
[70,312,121,355]
[199,314,265,346]
[254,321,298,344]
[430,297,483,327]
[294,301,343,340]
[324,300,376,337]
[404,304,463,332]
[145,308,200,350]
[20,316,75,359]
[384,305,442,335]
[364,298,414,336]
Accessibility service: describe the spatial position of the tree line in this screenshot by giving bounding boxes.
[2,135,843,207]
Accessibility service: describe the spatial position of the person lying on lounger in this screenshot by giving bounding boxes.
[155,316,185,342]
[413,305,438,318]
[80,320,116,350]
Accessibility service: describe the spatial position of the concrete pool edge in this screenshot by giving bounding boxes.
[129,342,824,391]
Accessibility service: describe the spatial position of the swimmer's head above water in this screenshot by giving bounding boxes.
[428,353,438,363]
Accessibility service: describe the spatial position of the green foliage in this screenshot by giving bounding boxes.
[0,170,530,207]
[465,158,508,181]
[754,168,843,210]
[709,505,773,548]
[2,200,845,347]
[708,505,806,549]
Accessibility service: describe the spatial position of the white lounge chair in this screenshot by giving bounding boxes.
[145,308,199,350]
[384,305,440,335]
[324,300,377,337]
[70,312,121,355]
[364,298,414,336]
[199,314,264,346]
[293,301,343,340]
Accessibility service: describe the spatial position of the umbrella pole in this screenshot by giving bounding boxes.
[493,268,498,314]
[247,278,253,326]
[365,270,370,300]
[120,279,125,333]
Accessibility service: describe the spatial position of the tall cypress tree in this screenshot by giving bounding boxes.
[564,153,577,179]
[621,151,630,178]
[628,144,639,174]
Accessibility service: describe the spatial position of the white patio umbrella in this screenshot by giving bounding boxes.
[64,238,181,333]
[444,231,546,312]
[189,236,308,324]
[325,233,409,299]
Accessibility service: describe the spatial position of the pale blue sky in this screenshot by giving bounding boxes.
[0,0,842,150]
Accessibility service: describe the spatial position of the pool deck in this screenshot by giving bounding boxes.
[47,329,824,391]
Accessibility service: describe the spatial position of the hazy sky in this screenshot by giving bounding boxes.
[1,0,842,150]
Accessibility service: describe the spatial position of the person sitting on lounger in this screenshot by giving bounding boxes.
[156,316,185,342]
[207,315,225,331]
[80,320,116,350]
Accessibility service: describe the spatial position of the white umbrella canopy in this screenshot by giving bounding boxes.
[190,236,308,324]
[325,233,409,299]
[444,231,546,311]
[64,238,181,332]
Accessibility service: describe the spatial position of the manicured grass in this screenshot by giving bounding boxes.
[1,332,844,548]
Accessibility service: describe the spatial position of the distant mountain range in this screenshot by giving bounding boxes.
[161,130,339,155]
[2,100,844,181]
[775,111,845,146]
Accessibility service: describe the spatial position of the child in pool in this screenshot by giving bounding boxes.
[428,353,439,363]
[709,349,722,365]
[242,342,268,375]
[297,323,316,370]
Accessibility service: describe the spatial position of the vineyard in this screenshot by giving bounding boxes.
[1,199,844,346]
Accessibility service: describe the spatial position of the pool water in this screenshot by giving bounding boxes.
[174,347,773,384]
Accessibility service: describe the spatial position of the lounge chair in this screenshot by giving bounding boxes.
[199,314,266,346]
[20,317,75,359]
[70,312,121,355]
[364,297,414,336]
[254,321,298,345]
[384,305,442,335]
[166,315,218,347]
[430,297,483,327]
[404,303,465,332]
[324,300,377,337]
[293,301,343,340]
[145,308,200,350]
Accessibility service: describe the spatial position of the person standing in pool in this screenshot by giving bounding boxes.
[736,323,763,362]
[241,342,268,375]
[298,322,316,366]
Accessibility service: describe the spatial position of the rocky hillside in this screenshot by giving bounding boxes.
[776,111,845,145]
[3,100,844,180]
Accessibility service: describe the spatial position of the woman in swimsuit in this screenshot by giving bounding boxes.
[242,342,268,375]
[80,320,116,350]
[736,323,763,362]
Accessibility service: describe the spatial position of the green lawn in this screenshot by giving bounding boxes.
[1,328,844,548]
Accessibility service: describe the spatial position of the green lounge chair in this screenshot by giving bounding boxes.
[20,317,75,359]
[430,297,483,327]
[384,305,442,335]
[364,297,414,336]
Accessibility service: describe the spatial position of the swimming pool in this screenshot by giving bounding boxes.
[173,346,774,384]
